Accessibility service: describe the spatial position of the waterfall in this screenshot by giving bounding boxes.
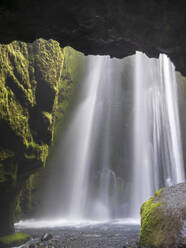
[45,52,185,221]
[16,52,185,229]
[53,55,126,221]
[129,52,185,218]
[65,56,105,219]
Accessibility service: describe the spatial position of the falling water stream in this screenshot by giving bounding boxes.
[16,52,185,233]
[129,52,185,218]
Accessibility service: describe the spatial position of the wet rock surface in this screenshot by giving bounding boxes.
[41,233,53,242]
[16,223,139,248]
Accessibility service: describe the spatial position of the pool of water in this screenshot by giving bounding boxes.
[15,219,140,248]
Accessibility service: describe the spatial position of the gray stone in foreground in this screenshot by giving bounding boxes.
[140,182,186,248]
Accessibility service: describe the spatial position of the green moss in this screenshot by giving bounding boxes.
[0,39,66,235]
[16,170,44,219]
[38,144,48,164]
[0,232,30,247]
[43,111,53,125]
[0,82,32,147]
[0,38,64,147]
[15,46,85,220]
[0,38,63,162]
[0,41,84,225]
[139,189,166,247]
[0,149,14,162]
[53,46,84,139]
[24,143,48,165]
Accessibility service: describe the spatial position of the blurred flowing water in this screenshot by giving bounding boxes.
[16,52,185,232]
[129,52,185,218]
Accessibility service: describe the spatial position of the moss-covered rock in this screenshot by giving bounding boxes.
[53,46,84,139]
[0,232,30,248]
[0,38,64,235]
[139,183,186,248]
[15,46,84,219]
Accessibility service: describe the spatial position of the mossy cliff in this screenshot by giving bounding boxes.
[140,183,186,248]
[0,39,82,236]
[15,46,84,219]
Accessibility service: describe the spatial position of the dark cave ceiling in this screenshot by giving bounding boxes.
[0,0,186,75]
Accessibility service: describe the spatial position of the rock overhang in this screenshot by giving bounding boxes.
[0,0,186,75]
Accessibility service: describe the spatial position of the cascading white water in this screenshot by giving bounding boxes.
[55,56,126,221]
[65,56,106,219]
[16,52,185,229]
[49,52,184,221]
[129,52,185,218]
[39,55,130,222]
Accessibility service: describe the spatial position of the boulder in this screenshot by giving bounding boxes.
[139,183,186,248]
[41,233,53,241]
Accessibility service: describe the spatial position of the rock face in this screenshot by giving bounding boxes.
[0,1,186,75]
[140,183,186,248]
[0,39,64,235]
[15,46,83,219]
